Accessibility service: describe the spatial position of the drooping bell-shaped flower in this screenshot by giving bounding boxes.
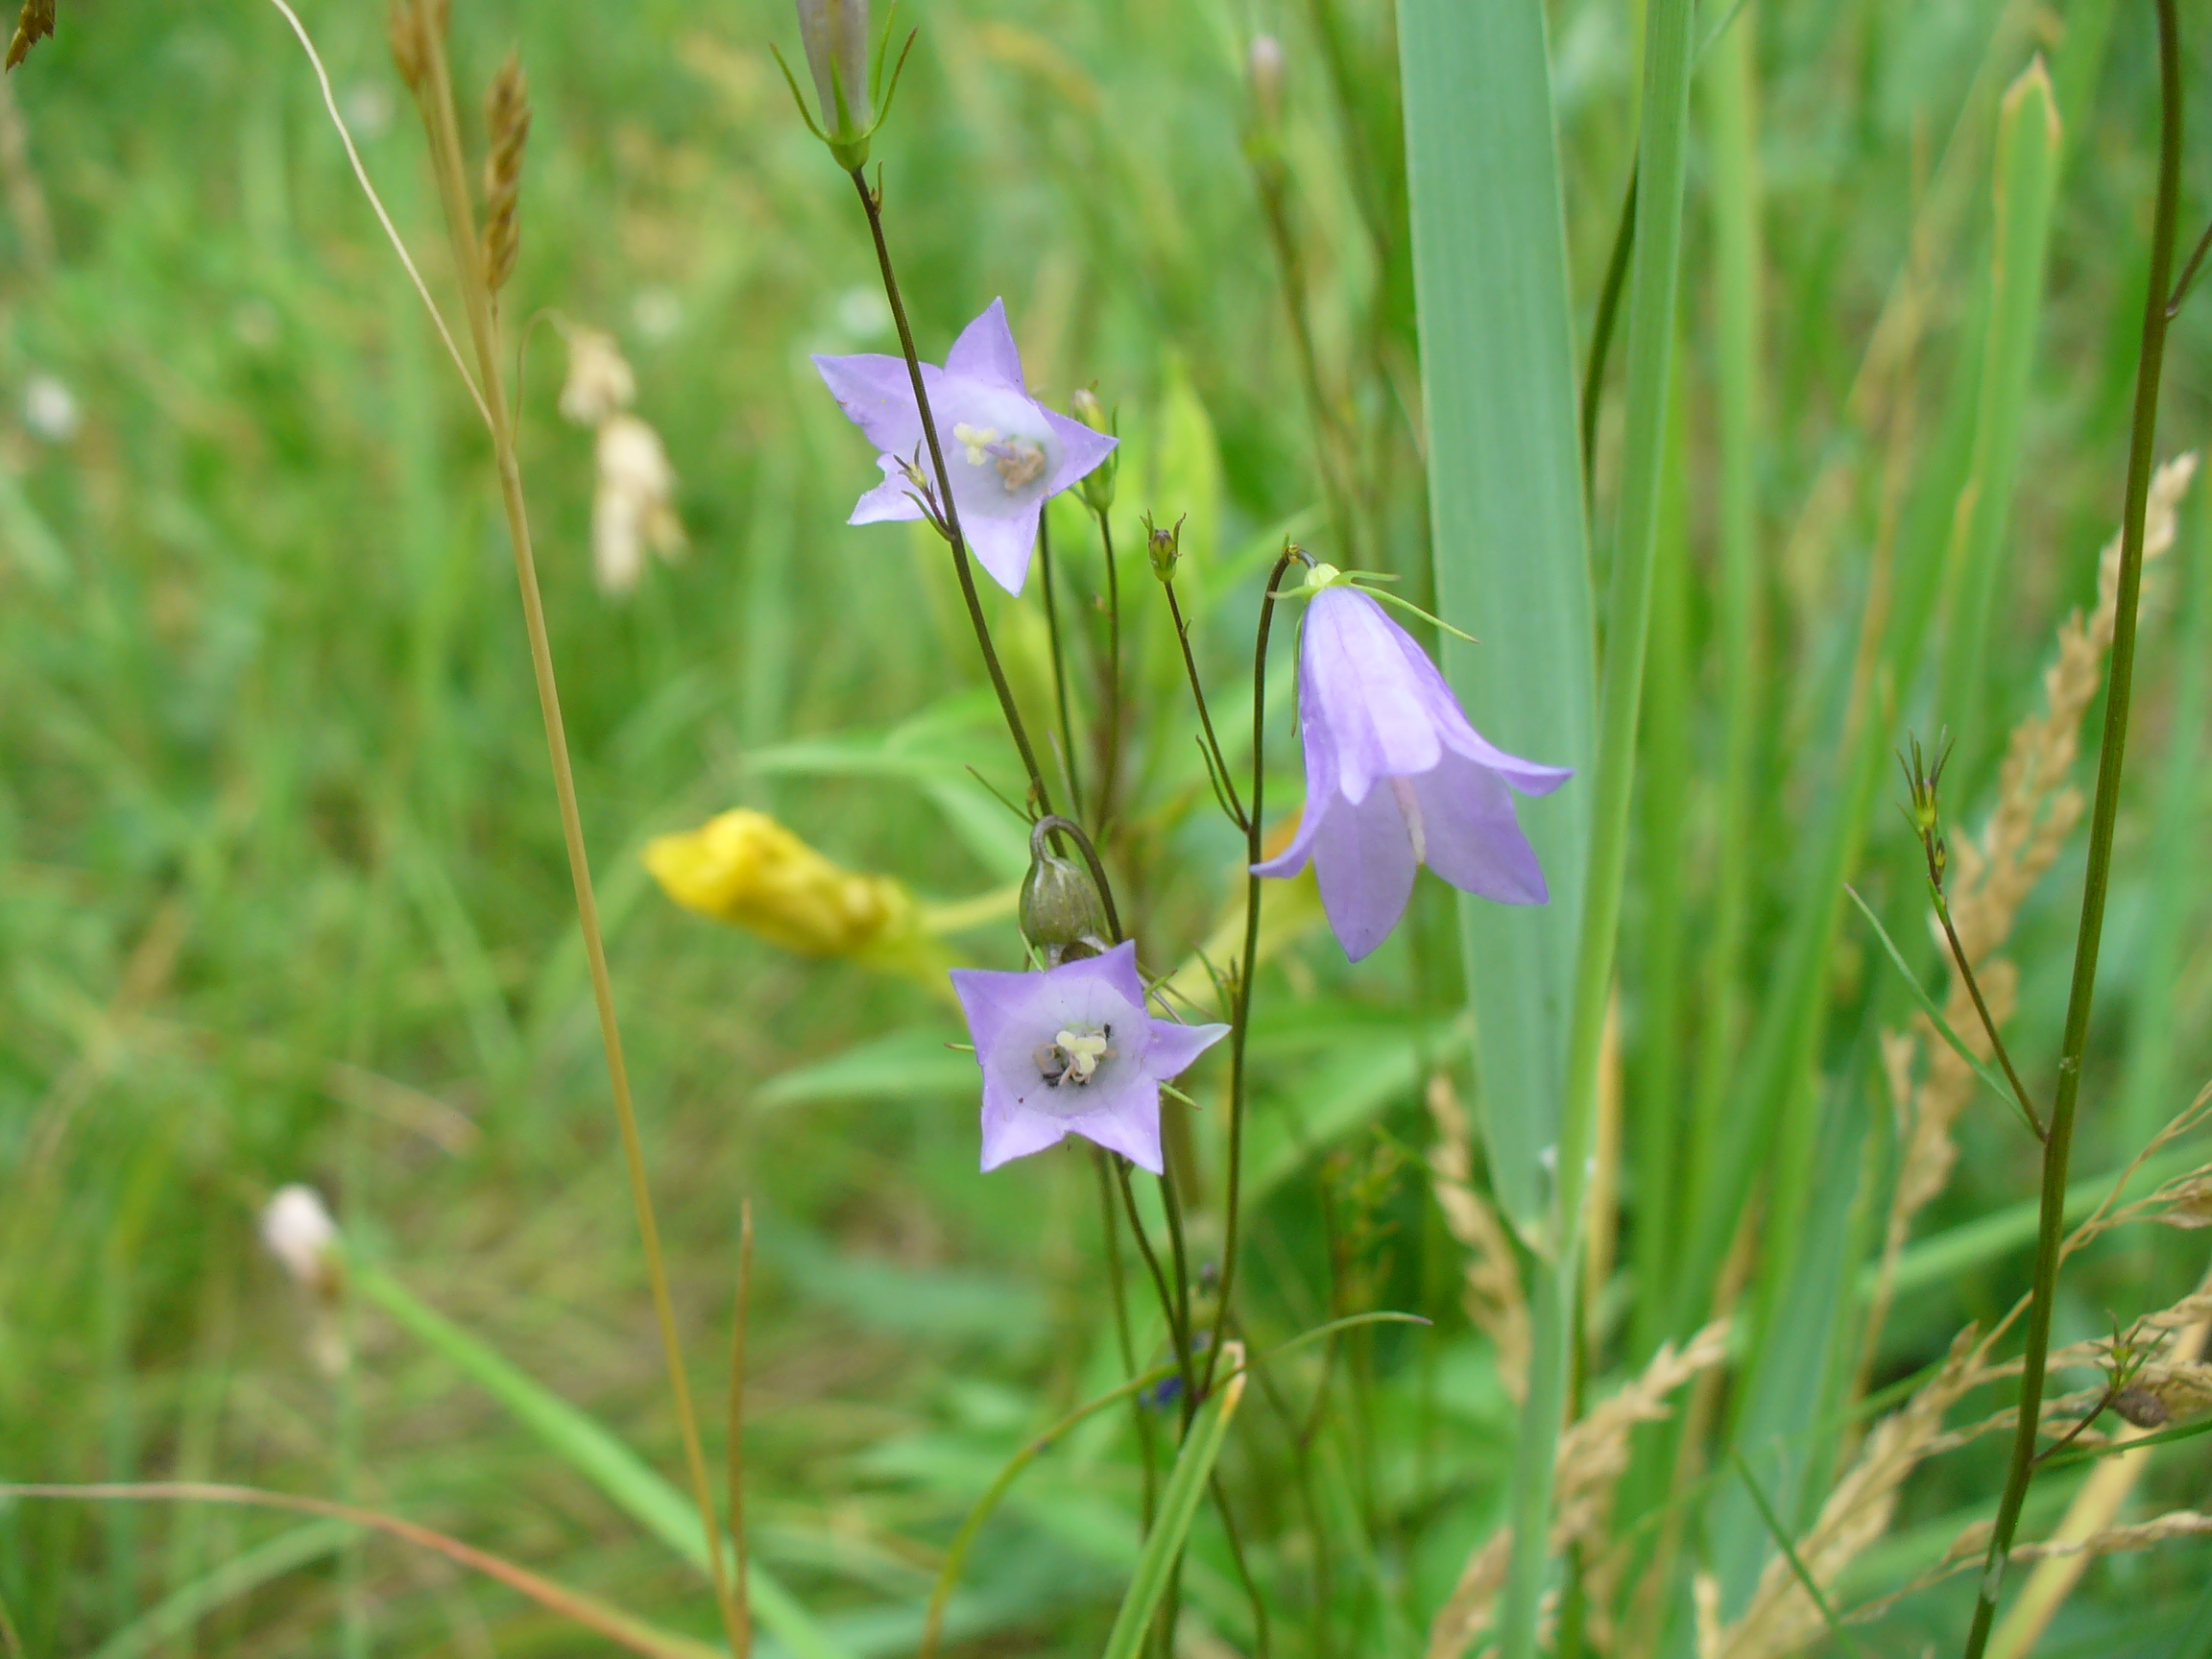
[814,300,1118,595]
[950,942,1228,1175]
[1254,583,1573,961]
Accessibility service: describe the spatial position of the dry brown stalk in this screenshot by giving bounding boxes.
[1425,1073,1531,1404]
[387,0,425,90]
[1863,456,2200,1362]
[1708,1327,1981,1659]
[1426,1321,1732,1659]
[483,52,531,296]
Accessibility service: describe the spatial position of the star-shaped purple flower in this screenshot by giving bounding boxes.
[813,300,1118,595]
[1255,584,1574,962]
[949,942,1228,1175]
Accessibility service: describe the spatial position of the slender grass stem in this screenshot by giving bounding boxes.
[1040,511,1084,813]
[403,18,746,1655]
[1210,1473,1272,1658]
[1200,550,1302,1397]
[1118,1157,1193,1392]
[1959,5,2183,1651]
[847,167,1053,817]
[1165,580,1248,830]
[1498,0,1697,1649]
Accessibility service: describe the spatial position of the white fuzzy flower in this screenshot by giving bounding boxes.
[594,413,685,596]
[261,1185,340,1292]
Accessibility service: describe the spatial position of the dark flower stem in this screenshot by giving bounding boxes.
[849,168,1052,817]
[1959,4,2182,1651]
[1201,548,1304,1397]
[1039,512,1084,814]
[1166,581,1249,830]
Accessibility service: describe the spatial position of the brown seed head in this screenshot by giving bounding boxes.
[6,0,56,73]
[387,0,425,90]
[482,52,531,296]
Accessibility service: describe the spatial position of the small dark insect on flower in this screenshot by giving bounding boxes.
[6,0,56,73]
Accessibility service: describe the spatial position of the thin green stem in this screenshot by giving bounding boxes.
[1210,1474,1272,1658]
[1094,507,1124,829]
[1118,1157,1193,1392]
[405,19,745,1656]
[1498,0,1697,1650]
[1157,1142,1197,1424]
[726,1206,754,1659]
[1960,3,2183,1651]
[1040,511,1084,814]
[848,167,1053,817]
[1165,581,1248,830]
[1930,885,2045,1140]
[1096,1147,1161,1535]
[1200,549,1303,1398]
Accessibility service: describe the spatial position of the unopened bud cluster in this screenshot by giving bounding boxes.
[1142,512,1183,583]
[1020,821,1110,967]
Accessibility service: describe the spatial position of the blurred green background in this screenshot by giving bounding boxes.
[3,0,2211,1654]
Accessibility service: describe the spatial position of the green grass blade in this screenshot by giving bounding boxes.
[1935,60,2062,783]
[1097,1365,1249,1659]
[1499,0,1701,1647]
[86,1521,353,1659]
[1396,0,1597,1232]
[350,1262,848,1659]
[1730,1452,1869,1658]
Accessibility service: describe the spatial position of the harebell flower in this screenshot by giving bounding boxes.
[1256,578,1572,960]
[815,300,1118,595]
[950,941,1227,1175]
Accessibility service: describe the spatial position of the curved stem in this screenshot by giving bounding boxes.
[848,168,1053,816]
[1118,1156,1194,1392]
[1031,814,1122,944]
[1960,4,2183,1652]
[1201,549,1303,1396]
[1931,887,2045,1141]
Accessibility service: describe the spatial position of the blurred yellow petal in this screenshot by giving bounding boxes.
[645,808,924,965]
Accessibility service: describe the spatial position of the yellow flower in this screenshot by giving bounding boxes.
[644,809,930,970]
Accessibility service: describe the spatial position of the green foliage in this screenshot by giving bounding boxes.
[5,0,2212,1654]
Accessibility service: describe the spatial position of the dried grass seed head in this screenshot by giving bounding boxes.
[7,0,54,72]
[482,51,531,295]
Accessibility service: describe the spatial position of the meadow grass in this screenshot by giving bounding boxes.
[3,0,2211,1654]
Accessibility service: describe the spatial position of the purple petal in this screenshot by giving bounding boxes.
[961,504,1040,595]
[1074,940,1148,1008]
[944,299,1026,393]
[1310,771,1417,961]
[1381,613,1575,795]
[1411,751,1550,904]
[1253,673,1340,878]
[980,1087,1072,1171]
[949,965,1032,1057]
[850,455,926,525]
[1145,1017,1230,1079]
[1072,1087,1165,1174]
[1304,588,1442,804]
[813,352,929,458]
[1042,407,1118,496]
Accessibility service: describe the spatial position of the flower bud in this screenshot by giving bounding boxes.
[795,0,874,167]
[1020,830,1111,967]
[1142,512,1184,583]
[1248,35,1285,131]
[1070,388,1118,515]
[646,808,926,969]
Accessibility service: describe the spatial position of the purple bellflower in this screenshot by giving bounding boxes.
[814,301,1118,596]
[1255,580,1574,962]
[949,941,1228,1175]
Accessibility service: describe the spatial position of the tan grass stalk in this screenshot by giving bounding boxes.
[1425,1073,1531,1403]
[482,52,529,297]
[1862,456,2198,1366]
[1426,1320,1731,1659]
